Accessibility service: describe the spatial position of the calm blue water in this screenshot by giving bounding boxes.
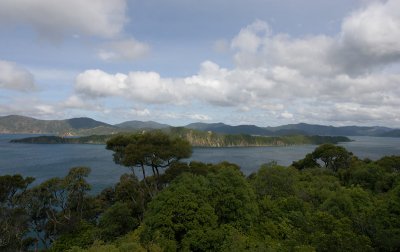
[1,134,399,193]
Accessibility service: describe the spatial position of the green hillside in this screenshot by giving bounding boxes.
[10,128,350,147]
[0,115,118,135]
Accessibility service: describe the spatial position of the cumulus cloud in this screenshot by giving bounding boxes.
[75,69,183,104]
[0,60,35,91]
[0,0,127,39]
[0,97,59,118]
[73,0,400,126]
[98,38,150,61]
[338,0,400,71]
[231,0,400,76]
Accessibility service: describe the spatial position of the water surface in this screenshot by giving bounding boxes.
[1,134,399,193]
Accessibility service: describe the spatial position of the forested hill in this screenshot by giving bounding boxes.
[186,122,393,136]
[1,114,397,137]
[0,115,117,135]
[166,127,350,147]
[10,128,351,147]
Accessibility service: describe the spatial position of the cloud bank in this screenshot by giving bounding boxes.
[0,0,127,39]
[73,0,400,125]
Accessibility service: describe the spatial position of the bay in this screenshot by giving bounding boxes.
[1,134,399,193]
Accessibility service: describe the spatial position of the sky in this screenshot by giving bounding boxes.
[0,0,400,127]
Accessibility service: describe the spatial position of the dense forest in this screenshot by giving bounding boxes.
[1,132,400,251]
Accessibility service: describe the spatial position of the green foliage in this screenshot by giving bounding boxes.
[141,164,259,250]
[207,164,259,231]
[371,183,400,251]
[98,202,139,241]
[15,167,94,250]
[50,221,99,252]
[141,174,217,249]
[0,174,34,251]
[113,173,147,218]
[292,153,320,170]
[106,131,192,180]
[250,162,299,199]
[2,143,400,251]
[376,155,400,172]
[292,143,353,172]
[313,144,353,172]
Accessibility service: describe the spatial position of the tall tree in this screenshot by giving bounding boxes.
[106,131,192,195]
[292,144,352,172]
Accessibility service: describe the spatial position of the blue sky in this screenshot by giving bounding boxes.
[0,0,399,127]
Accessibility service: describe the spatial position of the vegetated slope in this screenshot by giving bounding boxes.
[0,115,69,134]
[266,123,392,136]
[168,127,350,147]
[115,120,170,130]
[0,115,117,135]
[186,122,393,136]
[66,117,111,129]
[186,122,273,135]
[10,128,351,147]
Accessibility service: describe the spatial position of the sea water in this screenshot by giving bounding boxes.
[1,134,399,193]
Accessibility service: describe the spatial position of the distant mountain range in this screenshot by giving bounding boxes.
[0,115,398,137]
[114,120,170,130]
[186,122,394,137]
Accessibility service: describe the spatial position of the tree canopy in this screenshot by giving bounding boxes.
[2,142,400,251]
[292,143,353,171]
[106,131,192,179]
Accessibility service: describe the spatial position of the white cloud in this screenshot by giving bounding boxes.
[280,111,294,120]
[0,0,127,39]
[75,69,127,97]
[188,114,212,121]
[231,20,271,53]
[75,69,183,104]
[230,0,400,76]
[72,0,400,126]
[338,0,400,71]
[98,38,150,61]
[158,112,212,122]
[129,108,151,117]
[0,60,35,91]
